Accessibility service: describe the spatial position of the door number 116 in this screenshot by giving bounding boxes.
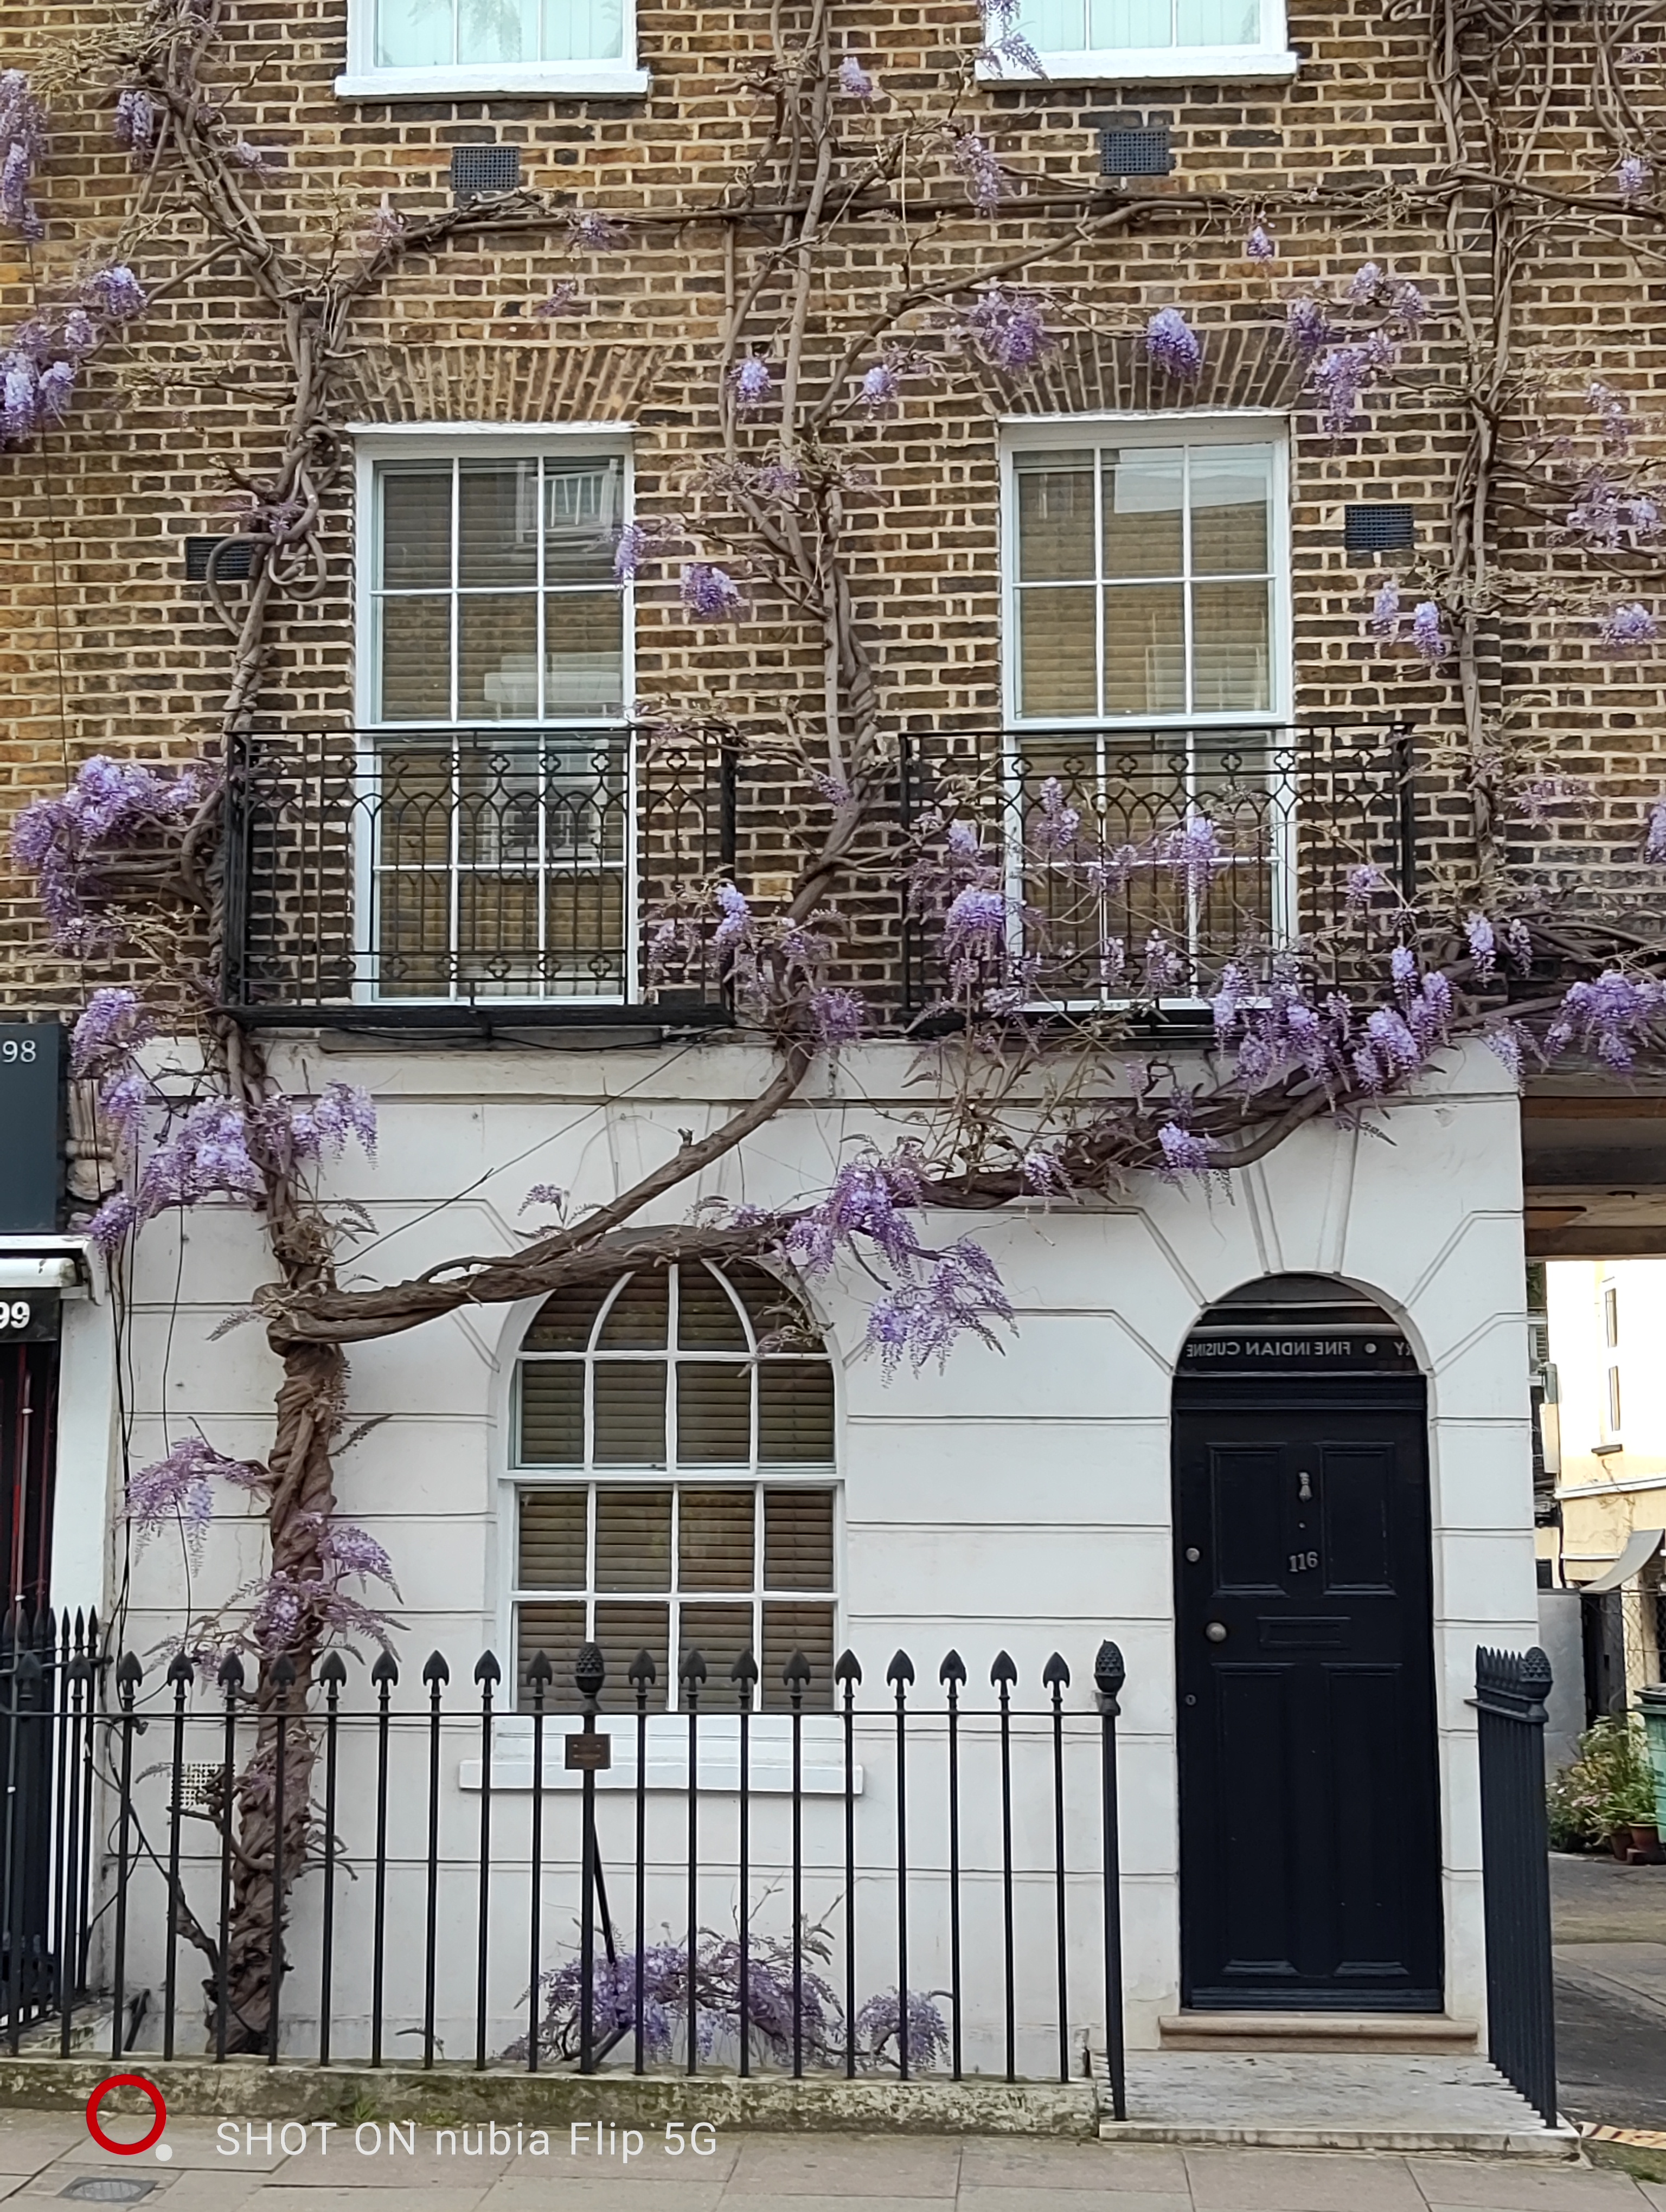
[1289,1550,1319,1573]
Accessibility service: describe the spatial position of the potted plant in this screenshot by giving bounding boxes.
[1549,1713,1660,1855]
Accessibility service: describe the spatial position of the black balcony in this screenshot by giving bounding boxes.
[900,722,1417,1012]
[221,726,736,1030]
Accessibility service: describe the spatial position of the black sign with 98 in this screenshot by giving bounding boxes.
[0,1022,63,1236]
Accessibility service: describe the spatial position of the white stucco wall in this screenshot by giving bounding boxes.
[92,1033,1536,2060]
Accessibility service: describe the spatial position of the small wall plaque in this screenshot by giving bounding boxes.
[565,1732,612,1772]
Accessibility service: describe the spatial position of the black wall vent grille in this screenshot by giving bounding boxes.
[451,145,522,202]
[184,537,255,582]
[1099,127,1173,177]
[1343,503,1417,554]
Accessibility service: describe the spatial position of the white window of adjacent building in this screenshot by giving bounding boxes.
[509,1262,839,1712]
[338,0,649,99]
[354,432,633,1003]
[1004,420,1289,729]
[1603,1276,1623,1443]
[998,0,1296,81]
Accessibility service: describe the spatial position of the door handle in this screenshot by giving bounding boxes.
[1204,1621,1228,1643]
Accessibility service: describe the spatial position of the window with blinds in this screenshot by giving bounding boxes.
[375,0,626,69]
[513,1261,838,1711]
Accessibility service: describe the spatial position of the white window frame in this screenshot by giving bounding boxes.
[336,0,650,100]
[981,0,1296,83]
[1000,410,1292,734]
[999,409,1294,991]
[351,423,637,1006]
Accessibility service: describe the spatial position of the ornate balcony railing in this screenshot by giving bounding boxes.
[899,722,1417,1011]
[221,722,1417,1029]
[221,726,736,1027]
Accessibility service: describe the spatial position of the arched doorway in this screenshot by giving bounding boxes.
[1172,1275,1443,2013]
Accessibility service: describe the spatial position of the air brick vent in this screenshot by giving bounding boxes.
[451,144,522,202]
[1343,503,1417,554]
[1099,128,1173,177]
[184,536,254,582]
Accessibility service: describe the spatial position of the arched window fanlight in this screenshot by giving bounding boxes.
[511,1261,837,1711]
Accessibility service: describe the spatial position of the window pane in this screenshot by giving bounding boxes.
[515,1600,586,1711]
[764,1489,835,1588]
[595,1485,671,1588]
[759,1365,835,1461]
[1103,583,1186,715]
[524,1283,608,1352]
[679,1603,754,1687]
[1190,448,1271,574]
[519,1366,585,1465]
[1017,455,1095,582]
[518,1487,587,1585]
[460,592,540,718]
[678,1265,749,1351]
[545,464,622,581]
[1176,0,1259,38]
[1191,580,1270,711]
[1019,588,1097,717]
[677,1366,752,1464]
[761,1604,836,1712]
[458,874,540,994]
[458,0,537,62]
[376,0,455,67]
[459,464,539,587]
[377,748,452,866]
[678,1488,755,1591]
[1103,451,1183,579]
[1090,0,1172,42]
[593,1362,668,1464]
[593,1600,669,1701]
[545,590,624,716]
[599,1273,668,1348]
[380,597,451,720]
[543,0,626,60]
[1019,0,1087,47]
[544,873,626,993]
[727,1261,815,1348]
[380,470,452,588]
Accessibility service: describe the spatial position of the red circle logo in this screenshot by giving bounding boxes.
[85,2075,166,2156]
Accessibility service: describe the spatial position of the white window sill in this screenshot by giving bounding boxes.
[978,47,1299,84]
[459,1715,861,1797]
[335,65,651,100]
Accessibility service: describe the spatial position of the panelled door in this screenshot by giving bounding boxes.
[1173,1391,1443,2011]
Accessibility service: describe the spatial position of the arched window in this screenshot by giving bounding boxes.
[511,1261,837,1711]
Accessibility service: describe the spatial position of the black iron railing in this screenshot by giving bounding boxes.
[900,722,1417,1008]
[40,1635,1130,2099]
[0,1606,100,2050]
[1475,1645,1558,2126]
[222,727,737,1026]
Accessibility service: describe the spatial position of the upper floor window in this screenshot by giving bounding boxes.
[339,0,649,99]
[1007,426,1286,726]
[1003,0,1296,80]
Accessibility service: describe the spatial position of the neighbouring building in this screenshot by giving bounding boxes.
[2,0,1665,2076]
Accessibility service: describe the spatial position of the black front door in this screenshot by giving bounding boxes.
[1174,1389,1443,2011]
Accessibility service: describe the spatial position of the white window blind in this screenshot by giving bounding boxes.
[375,0,625,67]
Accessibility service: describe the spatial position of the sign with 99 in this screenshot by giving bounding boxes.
[0,1293,60,1343]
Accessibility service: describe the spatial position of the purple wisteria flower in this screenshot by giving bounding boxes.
[1369,580,1402,640]
[728,355,774,414]
[1588,381,1635,451]
[953,133,1005,213]
[809,987,866,1046]
[1389,281,1430,330]
[1312,343,1373,435]
[1020,1148,1072,1197]
[959,288,1058,374]
[1616,152,1652,204]
[713,881,754,950]
[137,1097,264,1213]
[854,1988,952,2070]
[1349,261,1386,304]
[531,279,584,319]
[99,1068,147,1137]
[1345,863,1392,907]
[1465,912,1497,978]
[942,884,1010,970]
[1564,470,1662,550]
[0,72,47,242]
[10,754,205,947]
[1646,794,1666,861]
[36,358,73,423]
[1600,601,1658,651]
[1145,307,1202,384]
[87,1192,137,1252]
[1161,815,1226,896]
[1285,297,1331,356]
[520,1182,568,1216]
[278,1081,378,1164]
[681,562,746,621]
[613,520,648,582]
[838,55,877,99]
[978,0,1044,74]
[1511,771,1592,821]
[113,87,161,159]
[1546,969,1665,1072]
[1144,931,1189,998]
[127,1437,265,1558]
[77,265,147,322]
[1,354,38,446]
[1503,917,1534,970]
[1244,224,1276,263]
[71,985,154,1075]
[860,361,900,414]
[1030,776,1081,854]
[1410,600,1450,663]
[567,209,628,250]
[1156,1123,1219,1182]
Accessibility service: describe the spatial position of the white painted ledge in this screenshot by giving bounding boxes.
[978,48,1299,84]
[335,65,651,100]
[458,1715,862,1796]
